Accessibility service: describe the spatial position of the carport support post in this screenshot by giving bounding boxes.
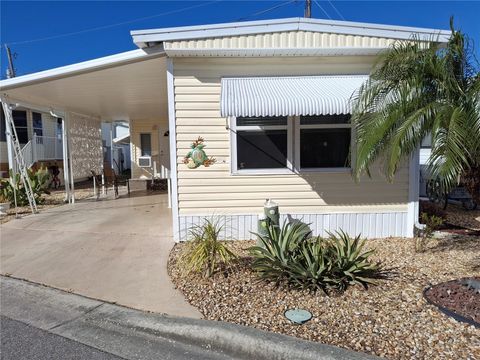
[66,112,75,204]
[1,97,15,173]
[61,115,71,203]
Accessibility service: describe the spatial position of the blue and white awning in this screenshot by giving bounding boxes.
[220,75,369,117]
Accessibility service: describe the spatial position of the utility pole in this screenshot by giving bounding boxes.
[5,44,16,78]
[304,0,311,18]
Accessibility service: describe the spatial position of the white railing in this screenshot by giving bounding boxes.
[21,140,34,168]
[20,135,63,168]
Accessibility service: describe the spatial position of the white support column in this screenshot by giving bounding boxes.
[1,99,15,174]
[166,58,180,242]
[65,112,75,204]
[61,116,71,203]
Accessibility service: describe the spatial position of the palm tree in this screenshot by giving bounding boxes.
[351,19,480,204]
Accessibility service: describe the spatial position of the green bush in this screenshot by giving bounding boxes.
[249,221,382,293]
[415,213,444,252]
[0,168,50,206]
[180,217,237,278]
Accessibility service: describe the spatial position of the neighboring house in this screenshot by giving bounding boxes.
[0,17,450,240]
[102,121,132,175]
[0,108,63,178]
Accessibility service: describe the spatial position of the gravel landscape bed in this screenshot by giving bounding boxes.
[168,235,480,359]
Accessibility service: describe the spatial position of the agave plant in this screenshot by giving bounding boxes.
[249,221,312,285]
[180,217,237,278]
[249,221,382,292]
[326,231,381,291]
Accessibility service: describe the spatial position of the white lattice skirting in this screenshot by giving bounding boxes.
[178,211,409,241]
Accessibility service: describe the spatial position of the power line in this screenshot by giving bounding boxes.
[4,0,222,46]
[313,0,332,19]
[236,0,297,22]
[327,0,346,20]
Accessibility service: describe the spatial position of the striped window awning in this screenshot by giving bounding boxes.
[220,75,369,117]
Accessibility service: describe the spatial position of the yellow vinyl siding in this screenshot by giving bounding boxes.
[164,31,397,51]
[173,57,409,216]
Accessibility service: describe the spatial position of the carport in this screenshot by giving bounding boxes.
[0,47,169,204]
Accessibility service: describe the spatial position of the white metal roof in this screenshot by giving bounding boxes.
[220,75,369,117]
[1,51,168,121]
[131,17,451,48]
[0,48,165,91]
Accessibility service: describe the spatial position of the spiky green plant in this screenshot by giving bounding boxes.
[181,217,237,278]
[249,221,382,292]
[351,19,480,204]
[325,231,381,291]
[249,220,313,286]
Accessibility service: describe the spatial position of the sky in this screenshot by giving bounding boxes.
[1,1,479,78]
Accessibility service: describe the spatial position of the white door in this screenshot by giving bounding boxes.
[158,126,170,178]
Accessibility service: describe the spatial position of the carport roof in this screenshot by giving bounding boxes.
[0,48,168,121]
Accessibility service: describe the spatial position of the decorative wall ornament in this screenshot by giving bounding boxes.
[183,137,216,169]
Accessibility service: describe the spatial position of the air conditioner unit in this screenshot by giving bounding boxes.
[138,156,152,168]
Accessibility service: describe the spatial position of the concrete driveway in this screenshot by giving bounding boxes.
[0,192,201,319]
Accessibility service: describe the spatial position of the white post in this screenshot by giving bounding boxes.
[65,113,75,204]
[110,122,115,174]
[1,99,15,174]
[32,133,37,164]
[61,116,70,203]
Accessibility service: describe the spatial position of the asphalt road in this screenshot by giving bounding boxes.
[1,316,123,360]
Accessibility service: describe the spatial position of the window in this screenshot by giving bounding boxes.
[56,118,63,140]
[0,111,6,142]
[32,112,43,137]
[297,115,351,170]
[231,116,292,173]
[230,114,352,175]
[421,134,432,149]
[12,110,28,144]
[140,133,152,156]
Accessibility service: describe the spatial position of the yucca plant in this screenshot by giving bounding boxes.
[249,221,312,285]
[250,221,382,292]
[326,231,381,291]
[180,217,237,278]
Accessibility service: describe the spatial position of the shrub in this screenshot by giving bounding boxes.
[249,221,382,292]
[180,217,237,278]
[0,168,50,206]
[419,201,446,222]
[415,213,444,252]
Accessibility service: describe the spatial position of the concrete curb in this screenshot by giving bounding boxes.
[1,276,379,360]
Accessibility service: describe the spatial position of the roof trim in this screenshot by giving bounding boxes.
[0,47,166,91]
[131,17,451,48]
[164,47,385,57]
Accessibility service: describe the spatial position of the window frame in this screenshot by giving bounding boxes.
[140,133,152,157]
[32,112,43,137]
[229,116,293,175]
[12,109,29,144]
[294,115,353,173]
